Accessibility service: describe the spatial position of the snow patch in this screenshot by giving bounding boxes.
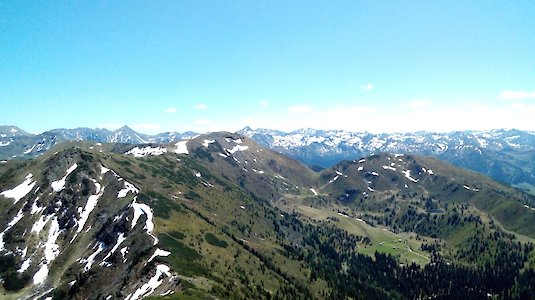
[226,137,243,144]
[51,164,78,192]
[203,139,215,147]
[227,145,249,154]
[382,165,396,171]
[131,198,158,245]
[75,180,104,234]
[126,146,167,157]
[33,264,49,285]
[463,185,479,192]
[101,165,110,174]
[31,197,44,215]
[126,264,171,300]
[23,144,36,154]
[1,173,36,203]
[148,248,171,263]
[102,232,128,263]
[82,242,106,271]
[120,247,128,262]
[329,175,339,184]
[7,206,25,228]
[402,170,419,183]
[18,258,31,273]
[43,217,62,262]
[32,215,53,234]
[33,217,62,284]
[118,180,139,198]
[174,141,189,154]
[0,205,26,251]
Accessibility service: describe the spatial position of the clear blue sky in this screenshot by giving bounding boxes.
[1,1,534,134]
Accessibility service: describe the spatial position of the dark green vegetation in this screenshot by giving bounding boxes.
[204,233,228,248]
[0,255,31,291]
[1,132,535,299]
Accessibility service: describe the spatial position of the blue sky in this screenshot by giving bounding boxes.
[1,1,534,134]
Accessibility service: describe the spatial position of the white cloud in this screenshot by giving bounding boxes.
[401,99,433,109]
[164,107,178,113]
[259,100,269,107]
[194,103,207,110]
[499,90,535,100]
[361,83,374,91]
[288,105,313,115]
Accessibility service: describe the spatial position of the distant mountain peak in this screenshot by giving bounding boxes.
[114,125,135,132]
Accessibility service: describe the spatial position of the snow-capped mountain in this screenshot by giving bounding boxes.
[238,127,535,187]
[0,126,198,160]
[239,127,535,155]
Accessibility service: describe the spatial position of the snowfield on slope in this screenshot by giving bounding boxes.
[126,146,167,157]
[0,173,36,203]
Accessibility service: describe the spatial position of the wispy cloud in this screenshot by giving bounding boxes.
[194,103,207,110]
[499,90,535,100]
[164,107,178,113]
[401,99,433,109]
[361,83,374,91]
[259,100,269,107]
[288,105,313,115]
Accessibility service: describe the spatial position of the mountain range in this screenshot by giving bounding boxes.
[239,127,535,191]
[1,131,535,299]
[3,125,535,195]
[0,126,197,161]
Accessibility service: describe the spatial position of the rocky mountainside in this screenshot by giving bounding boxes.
[1,132,535,299]
[239,127,535,189]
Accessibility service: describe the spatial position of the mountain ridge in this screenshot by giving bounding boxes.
[3,125,535,193]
